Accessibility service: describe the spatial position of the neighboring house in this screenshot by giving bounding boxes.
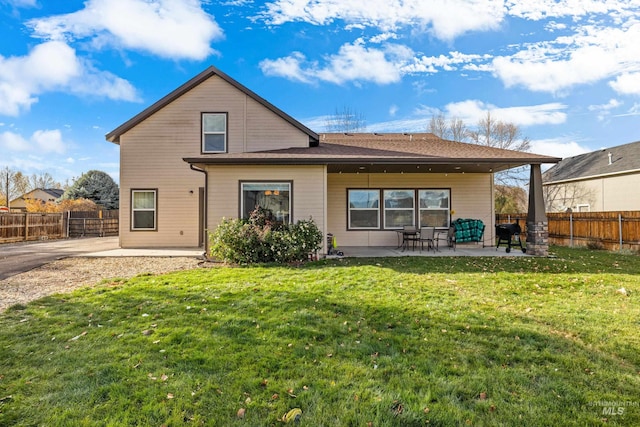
[9,188,64,212]
[542,141,640,212]
[106,66,559,254]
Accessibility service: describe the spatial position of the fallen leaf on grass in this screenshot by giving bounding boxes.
[166,393,174,399]
[479,392,487,400]
[161,374,169,382]
[237,408,246,418]
[69,331,87,341]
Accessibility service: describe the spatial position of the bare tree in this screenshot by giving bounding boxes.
[544,182,596,212]
[325,106,367,133]
[0,166,29,209]
[428,111,532,212]
[429,113,469,142]
[428,113,448,139]
[28,172,61,191]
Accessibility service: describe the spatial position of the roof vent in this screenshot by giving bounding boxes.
[608,152,612,165]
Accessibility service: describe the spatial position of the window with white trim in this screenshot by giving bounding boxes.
[418,189,450,228]
[241,182,291,224]
[202,113,227,153]
[348,189,380,229]
[131,190,157,230]
[384,189,415,229]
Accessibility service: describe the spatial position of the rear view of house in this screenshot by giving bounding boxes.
[107,66,559,255]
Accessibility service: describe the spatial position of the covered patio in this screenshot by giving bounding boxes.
[328,243,529,258]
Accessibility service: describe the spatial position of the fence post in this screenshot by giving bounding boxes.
[569,213,573,248]
[66,210,70,238]
[619,213,623,252]
[24,213,28,242]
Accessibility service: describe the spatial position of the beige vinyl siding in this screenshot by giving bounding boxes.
[118,75,311,248]
[569,174,640,211]
[327,173,494,247]
[206,164,327,246]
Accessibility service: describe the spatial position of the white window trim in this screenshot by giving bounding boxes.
[131,190,157,231]
[418,189,451,229]
[348,189,380,230]
[383,189,415,230]
[202,113,227,153]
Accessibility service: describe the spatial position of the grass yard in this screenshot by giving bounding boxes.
[0,246,639,426]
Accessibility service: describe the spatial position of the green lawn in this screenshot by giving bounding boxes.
[1,246,639,426]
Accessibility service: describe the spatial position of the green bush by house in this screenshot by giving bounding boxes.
[209,207,323,263]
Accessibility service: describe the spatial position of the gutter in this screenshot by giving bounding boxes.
[190,164,209,259]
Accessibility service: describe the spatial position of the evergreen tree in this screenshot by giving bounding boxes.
[62,170,119,209]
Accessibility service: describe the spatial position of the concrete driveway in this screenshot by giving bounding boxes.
[0,237,119,280]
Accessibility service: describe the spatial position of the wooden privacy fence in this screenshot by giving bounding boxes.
[0,210,119,243]
[496,211,640,251]
[0,213,64,243]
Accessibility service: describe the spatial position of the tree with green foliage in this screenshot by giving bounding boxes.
[61,170,119,209]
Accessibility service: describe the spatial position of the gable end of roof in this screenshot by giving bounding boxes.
[105,66,319,146]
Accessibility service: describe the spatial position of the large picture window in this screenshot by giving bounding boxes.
[202,113,227,153]
[384,189,415,229]
[131,190,157,231]
[241,182,291,224]
[348,189,380,229]
[419,189,450,228]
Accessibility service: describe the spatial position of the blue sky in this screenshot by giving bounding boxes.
[1,0,639,185]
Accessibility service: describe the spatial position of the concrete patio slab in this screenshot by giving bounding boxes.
[329,244,528,258]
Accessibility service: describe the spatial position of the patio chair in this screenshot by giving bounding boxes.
[435,225,456,251]
[418,226,435,252]
[401,225,419,251]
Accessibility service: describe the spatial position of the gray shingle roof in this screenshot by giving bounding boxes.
[542,140,640,183]
[184,133,560,173]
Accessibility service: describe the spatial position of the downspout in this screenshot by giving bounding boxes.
[190,164,209,258]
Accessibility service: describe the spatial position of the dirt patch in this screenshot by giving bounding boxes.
[0,257,203,312]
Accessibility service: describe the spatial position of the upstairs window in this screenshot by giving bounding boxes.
[202,113,227,153]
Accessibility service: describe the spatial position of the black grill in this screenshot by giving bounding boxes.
[495,222,526,253]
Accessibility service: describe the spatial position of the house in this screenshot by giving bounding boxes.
[106,66,560,255]
[542,141,640,212]
[9,188,64,212]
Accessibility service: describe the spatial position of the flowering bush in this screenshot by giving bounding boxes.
[209,208,323,264]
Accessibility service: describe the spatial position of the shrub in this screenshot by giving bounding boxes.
[209,208,323,264]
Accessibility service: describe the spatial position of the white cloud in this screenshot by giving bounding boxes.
[609,72,640,95]
[0,131,30,151]
[506,0,636,21]
[588,98,622,121]
[389,104,399,117]
[530,138,591,159]
[28,0,223,60]
[402,51,492,74]
[260,40,412,85]
[258,0,505,40]
[4,0,37,7]
[32,129,66,154]
[0,41,139,116]
[0,129,68,153]
[422,100,568,127]
[491,22,640,93]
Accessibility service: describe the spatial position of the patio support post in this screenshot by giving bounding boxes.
[526,164,549,256]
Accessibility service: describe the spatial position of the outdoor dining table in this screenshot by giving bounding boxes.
[395,227,419,251]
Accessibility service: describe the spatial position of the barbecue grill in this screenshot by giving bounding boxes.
[495,222,526,253]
